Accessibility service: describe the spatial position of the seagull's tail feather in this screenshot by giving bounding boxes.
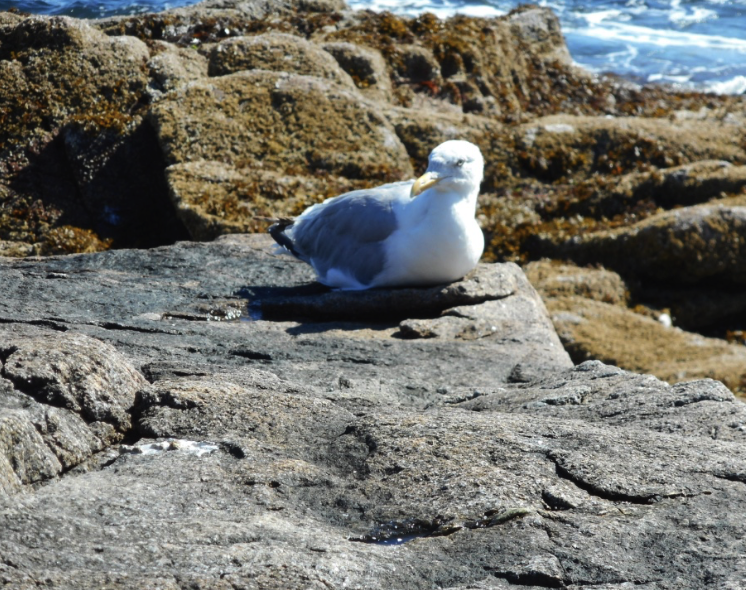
[266,217,300,258]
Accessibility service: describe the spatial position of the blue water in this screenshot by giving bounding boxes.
[2,0,745,94]
[347,0,746,94]
[0,0,187,16]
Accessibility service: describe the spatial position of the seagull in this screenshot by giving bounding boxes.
[269,140,484,290]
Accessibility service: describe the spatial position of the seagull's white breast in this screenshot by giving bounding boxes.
[372,188,484,287]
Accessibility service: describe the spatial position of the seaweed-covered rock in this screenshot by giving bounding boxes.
[208,32,355,89]
[524,261,746,393]
[322,41,394,102]
[146,40,209,96]
[535,195,746,284]
[3,1,746,269]
[148,70,413,237]
[0,15,189,253]
[524,259,629,305]
[548,295,746,393]
[513,114,746,182]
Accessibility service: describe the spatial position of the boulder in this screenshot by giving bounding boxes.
[207,33,355,90]
[148,70,413,238]
[533,195,746,284]
[1,238,746,588]
[0,15,190,252]
[563,160,746,219]
[2,13,746,585]
[0,234,572,396]
[0,236,744,589]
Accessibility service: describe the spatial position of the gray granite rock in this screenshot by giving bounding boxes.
[0,325,146,494]
[1,234,745,588]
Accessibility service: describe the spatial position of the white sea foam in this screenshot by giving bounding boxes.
[346,0,504,18]
[669,0,717,26]
[582,9,625,25]
[706,75,746,95]
[647,73,693,84]
[605,44,639,71]
[455,4,505,17]
[574,21,746,51]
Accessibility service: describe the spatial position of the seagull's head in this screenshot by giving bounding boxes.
[411,140,484,198]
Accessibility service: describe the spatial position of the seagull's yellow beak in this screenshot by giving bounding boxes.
[410,171,442,197]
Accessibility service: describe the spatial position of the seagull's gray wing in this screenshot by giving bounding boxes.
[285,181,413,286]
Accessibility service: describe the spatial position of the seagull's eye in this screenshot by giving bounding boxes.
[455,159,466,168]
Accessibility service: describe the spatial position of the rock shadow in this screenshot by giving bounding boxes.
[238,265,514,325]
[4,119,190,252]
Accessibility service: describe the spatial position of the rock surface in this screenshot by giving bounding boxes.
[2,0,746,385]
[526,260,746,395]
[2,2,746,583]
[1,237,746,588]
[534,194,746,285]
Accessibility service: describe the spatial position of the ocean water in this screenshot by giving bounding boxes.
[2,0,745,94]
[346,0,746,94]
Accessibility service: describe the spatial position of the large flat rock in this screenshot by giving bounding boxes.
[1,236,746,588]
[0,234,570,392]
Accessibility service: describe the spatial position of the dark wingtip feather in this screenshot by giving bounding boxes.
[268,218,300,257]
